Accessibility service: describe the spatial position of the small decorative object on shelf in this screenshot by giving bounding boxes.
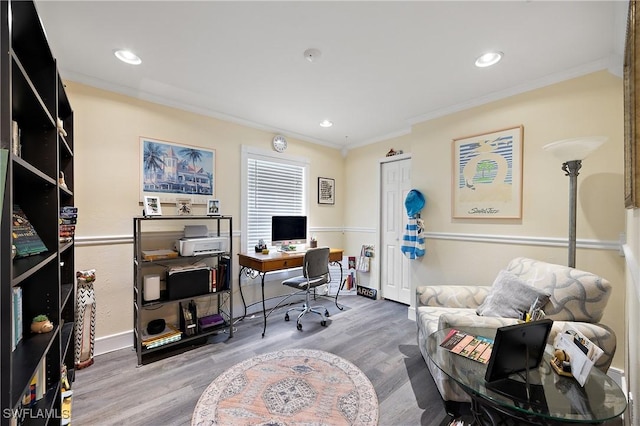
[59,171,67,189]
[309,235,318,248]
[30,315,54,334]
[176,197,192,215]
[61,364,73,425]
[57,117,67,137]
[207,198,221,215]
[143,195,162,216]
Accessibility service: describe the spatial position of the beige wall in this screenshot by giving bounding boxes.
[343,71,626,369]
[67,81,345,341]
[69,70,626,371]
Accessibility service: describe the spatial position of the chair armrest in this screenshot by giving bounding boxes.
[416,285,491,309]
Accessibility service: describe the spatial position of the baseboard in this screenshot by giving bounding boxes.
[408,306,416,321]
[94,330,133,356]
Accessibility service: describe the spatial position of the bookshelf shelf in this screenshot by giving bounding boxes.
[133,215,233,366]
[1,2,76,423]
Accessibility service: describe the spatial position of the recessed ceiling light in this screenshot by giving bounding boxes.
[475,51,503,68]
[319,120,333,128]
[114,49,142,65]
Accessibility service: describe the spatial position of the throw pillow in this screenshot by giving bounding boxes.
[476,269,550,319]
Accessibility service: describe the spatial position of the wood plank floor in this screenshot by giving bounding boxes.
[71,295,451,425]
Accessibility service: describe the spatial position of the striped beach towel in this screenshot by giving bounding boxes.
[401,217,425,259]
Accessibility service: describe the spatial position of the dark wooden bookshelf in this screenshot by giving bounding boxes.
[0,1,75,424]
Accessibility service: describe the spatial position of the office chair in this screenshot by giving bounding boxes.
[283,247,331,330]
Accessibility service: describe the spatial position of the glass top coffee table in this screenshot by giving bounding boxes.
[428,327,627,425]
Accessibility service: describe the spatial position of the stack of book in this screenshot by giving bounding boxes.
[141,324,182,349]
[60,206,78,242]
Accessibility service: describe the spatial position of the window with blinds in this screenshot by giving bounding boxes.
[245,155,306,252]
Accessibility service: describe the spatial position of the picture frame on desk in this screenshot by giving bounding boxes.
[207,198,221,216]
[143,196,162,216]
[176,197,192,215]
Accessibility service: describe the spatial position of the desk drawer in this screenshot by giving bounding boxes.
[264,258,302,272]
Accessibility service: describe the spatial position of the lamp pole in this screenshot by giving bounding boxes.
[561,160,582,268]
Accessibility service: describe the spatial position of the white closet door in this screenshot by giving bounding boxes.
[380,157,412,304]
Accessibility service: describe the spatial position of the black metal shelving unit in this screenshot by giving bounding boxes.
[133,215,233,366]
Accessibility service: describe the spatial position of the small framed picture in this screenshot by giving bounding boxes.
[176,198,193,215]
[143,196,162,216]
[318,177,335,205]
[207,199,221,216]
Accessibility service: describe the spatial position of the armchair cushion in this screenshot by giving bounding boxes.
[505,257,611,322]
[476,269,550,319]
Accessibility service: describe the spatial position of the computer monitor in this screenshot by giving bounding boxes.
[271,216,307,249]
[485,319,553,383]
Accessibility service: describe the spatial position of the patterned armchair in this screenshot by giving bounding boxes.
[416,257,615,406]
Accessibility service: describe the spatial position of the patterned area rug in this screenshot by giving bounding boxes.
[192,348,379,425]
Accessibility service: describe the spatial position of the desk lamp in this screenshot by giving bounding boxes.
[543,136,607,268]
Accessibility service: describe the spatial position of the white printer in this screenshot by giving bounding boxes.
[176,225,227,256]
[177,237,227,256]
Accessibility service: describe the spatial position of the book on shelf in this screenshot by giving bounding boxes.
[141,323,182,348]
[12,205,48,257]
[36,358,46,400]
[142,249,179,261]
[0,149,7,211]
[440,329,494,364]
[12,286,22,350]
[210,267,217,292]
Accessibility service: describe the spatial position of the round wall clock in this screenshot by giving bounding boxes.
[272,135,287,152]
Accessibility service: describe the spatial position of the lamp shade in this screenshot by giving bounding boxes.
[542,136,607,162]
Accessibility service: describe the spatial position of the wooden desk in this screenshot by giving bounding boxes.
[238,248,343,337]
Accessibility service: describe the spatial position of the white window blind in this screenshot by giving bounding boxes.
[245,155,306,252]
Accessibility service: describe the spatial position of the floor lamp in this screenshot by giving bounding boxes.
[542,136,607,268]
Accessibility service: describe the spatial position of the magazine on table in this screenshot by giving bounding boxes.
[440,329,494,364]
[553,323,604,386]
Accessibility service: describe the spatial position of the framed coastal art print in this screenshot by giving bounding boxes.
[452,126,523,219]
[140,137,215,205]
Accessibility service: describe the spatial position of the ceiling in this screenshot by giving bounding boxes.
[35,1,629,152]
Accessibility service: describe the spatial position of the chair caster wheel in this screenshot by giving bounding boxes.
[297,323,303,331]
[321,320,327,327]
[285,314,290,321]
[324,310,330,317]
